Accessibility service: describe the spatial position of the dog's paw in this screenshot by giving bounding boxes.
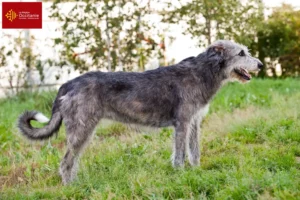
[172,159,185,168]
[189,159,200,167]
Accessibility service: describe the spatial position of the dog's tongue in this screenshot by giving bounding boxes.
[241,68,251,80]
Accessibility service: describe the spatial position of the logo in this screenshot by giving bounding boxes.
[5,9,18,22]
[2,2,42,29]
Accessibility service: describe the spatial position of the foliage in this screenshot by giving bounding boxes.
[49,0,166,72]
[256,4,300,77]
[162,0,264,47]
[0,32,48,95]
[1,79,300,199]
[49,0,264,72]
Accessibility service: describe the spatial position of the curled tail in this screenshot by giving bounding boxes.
[18,99,63,140]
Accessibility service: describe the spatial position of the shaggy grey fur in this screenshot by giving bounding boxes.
[18,40,263,184]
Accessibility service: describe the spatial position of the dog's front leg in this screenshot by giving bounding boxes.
[172,121,189,167]
[187,105,209,166]
[187,116,201,166]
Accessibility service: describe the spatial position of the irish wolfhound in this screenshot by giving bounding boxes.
[18,40,263,184]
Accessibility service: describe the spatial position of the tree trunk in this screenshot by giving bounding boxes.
[257,37,266,78]
[105,18,112,72]
[203,0,212,45]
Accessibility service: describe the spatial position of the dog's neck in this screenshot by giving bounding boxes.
[191,53,228,104]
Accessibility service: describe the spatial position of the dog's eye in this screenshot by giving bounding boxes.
[238,50,245,56]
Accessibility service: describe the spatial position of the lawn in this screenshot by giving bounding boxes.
[0,79,300,199]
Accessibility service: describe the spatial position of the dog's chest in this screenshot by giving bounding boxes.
[196,104,210,121]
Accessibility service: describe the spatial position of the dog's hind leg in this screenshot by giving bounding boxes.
[59,118,99,185]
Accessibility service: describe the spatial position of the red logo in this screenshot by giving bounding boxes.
[2,2,42,29]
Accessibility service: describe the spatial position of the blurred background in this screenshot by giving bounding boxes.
[0,0,299,97]
[1,1,300,198]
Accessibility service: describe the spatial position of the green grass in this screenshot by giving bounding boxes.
[1,78,300,199]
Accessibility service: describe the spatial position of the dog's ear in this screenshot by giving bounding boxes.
[206,44,225,72]
[208,44,225,57]
[207,44,225,61]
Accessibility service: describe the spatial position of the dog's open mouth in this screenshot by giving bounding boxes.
[234,68,252,81]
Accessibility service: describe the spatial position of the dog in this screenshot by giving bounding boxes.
[18,40,263,184]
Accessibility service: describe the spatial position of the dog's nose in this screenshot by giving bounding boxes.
[257,62,263,69]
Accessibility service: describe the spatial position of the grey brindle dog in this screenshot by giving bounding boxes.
[18,40,263,184]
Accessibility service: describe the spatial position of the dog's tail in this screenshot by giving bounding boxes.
[18,98,62,140]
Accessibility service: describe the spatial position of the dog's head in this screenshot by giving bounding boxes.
[206,40,263,83]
